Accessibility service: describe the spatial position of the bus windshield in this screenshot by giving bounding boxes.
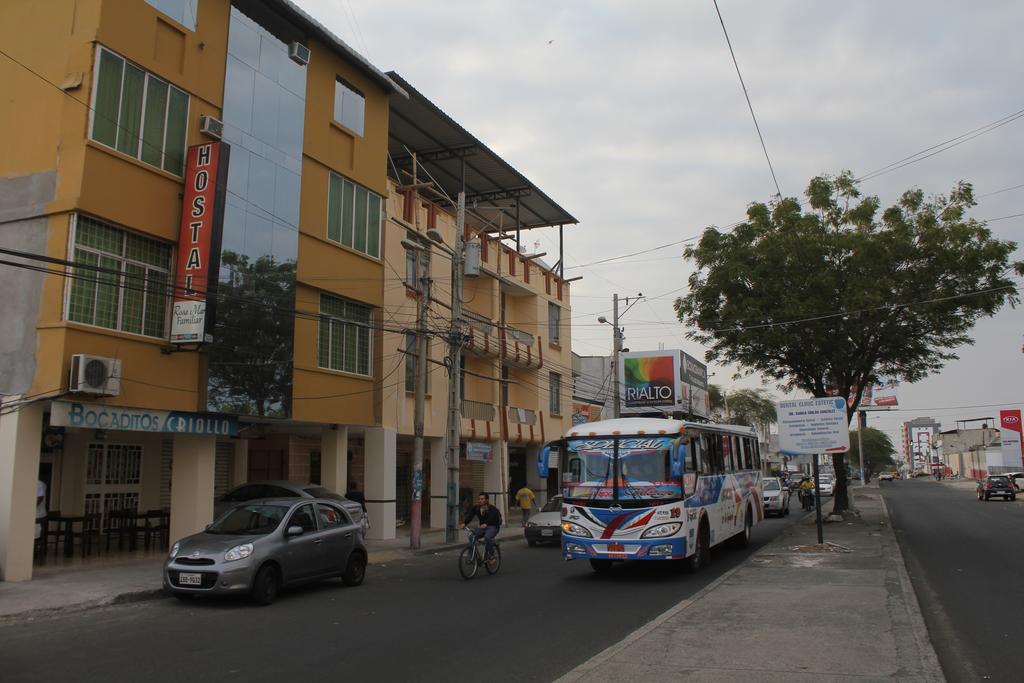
[564,436,681,502]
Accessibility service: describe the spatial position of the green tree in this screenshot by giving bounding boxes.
[848,427,898,481]
[676,172,1022,511]
[709,386,777,440]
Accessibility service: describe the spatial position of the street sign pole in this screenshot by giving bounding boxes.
[812,453,824,544]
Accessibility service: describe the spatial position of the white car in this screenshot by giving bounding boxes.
[762,477,790,516]
[817,478,835,497]
[524,495,563,547]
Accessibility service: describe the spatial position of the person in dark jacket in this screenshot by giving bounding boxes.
[461,493,502,559]
[347,481,367,512]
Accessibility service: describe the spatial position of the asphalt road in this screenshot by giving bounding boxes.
[0,507,808,683]
[881,478,1024,683]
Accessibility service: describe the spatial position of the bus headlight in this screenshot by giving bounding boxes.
[562,522,592,538]
[641,523,682,539]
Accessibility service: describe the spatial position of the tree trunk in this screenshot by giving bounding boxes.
[832,453,849,512]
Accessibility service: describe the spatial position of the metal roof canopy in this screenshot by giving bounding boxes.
[386,72,578,234]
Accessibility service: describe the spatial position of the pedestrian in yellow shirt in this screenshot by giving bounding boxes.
[514,484,536,527]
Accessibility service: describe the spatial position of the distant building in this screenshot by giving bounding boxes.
[901,418,941,472]
[933,427,1001,479]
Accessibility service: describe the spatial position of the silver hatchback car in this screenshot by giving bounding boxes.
[164,498,367,605]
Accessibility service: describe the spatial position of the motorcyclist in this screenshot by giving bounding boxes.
[799,477,815,511]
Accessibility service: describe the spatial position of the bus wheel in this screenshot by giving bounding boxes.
[589,559,613,573]
[732,508,752,549]
[684,520,709,573]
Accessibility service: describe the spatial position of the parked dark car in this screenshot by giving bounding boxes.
[976,475,1016,502]
[165,498,367,605]
[215,481,366,531]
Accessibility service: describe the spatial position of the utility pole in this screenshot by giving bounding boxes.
[599,292,643,419]
[441,191,466,543]
[409,244,429,549]
[612,293,621,418]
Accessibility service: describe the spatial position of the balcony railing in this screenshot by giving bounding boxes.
[506,326,534,346]
[500,326,543,369]
[507,406,537,425]
[504,405,545,444]
[464,313,498,358]
[461,399,495,422]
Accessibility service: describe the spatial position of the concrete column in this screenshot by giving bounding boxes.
[364,427,396,540]
[428,437,447,528]
[169,434,216,545]
[0,400,44,582]
[232,438,249,487]
[320,426,348,495]
[484,440,509,522]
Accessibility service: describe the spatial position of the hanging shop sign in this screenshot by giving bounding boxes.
[465,441,493,462]
[50,401,238,436]
[170,141,230,344]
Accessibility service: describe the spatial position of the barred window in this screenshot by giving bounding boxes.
[548,302,561,342]
[67,215,172,337]
[550,372,562,415]
[317,294,372,375]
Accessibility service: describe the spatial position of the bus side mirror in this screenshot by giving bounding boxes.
[537,446,551,480]
[671,443,686,478]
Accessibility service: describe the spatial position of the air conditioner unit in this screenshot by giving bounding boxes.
[199,114,223,140]
[69,354,122,396]
[288,41,310,66]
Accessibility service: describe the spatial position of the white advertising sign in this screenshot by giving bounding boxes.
[777,397,850,455]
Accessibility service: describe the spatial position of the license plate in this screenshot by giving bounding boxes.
[541,529,553,536]
[607,543,625,552]
[178,573,202,586]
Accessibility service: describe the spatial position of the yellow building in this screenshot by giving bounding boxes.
[0,0,576,582]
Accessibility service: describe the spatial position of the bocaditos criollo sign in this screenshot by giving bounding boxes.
[170,141,229,344]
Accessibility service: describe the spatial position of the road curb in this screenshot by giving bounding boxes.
[877,492,946,682]
[0,588,167,625]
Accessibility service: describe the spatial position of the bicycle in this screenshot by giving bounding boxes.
[458,527,501,579]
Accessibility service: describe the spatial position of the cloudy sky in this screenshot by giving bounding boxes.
[299,0,1023,448]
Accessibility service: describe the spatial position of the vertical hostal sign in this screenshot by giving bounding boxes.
[171,142,230,343]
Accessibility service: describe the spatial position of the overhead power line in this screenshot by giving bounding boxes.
[713,0,782,198]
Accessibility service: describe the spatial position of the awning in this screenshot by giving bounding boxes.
[386,72,578,234]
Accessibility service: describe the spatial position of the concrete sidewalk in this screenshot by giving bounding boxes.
[557,487,944,682]
[0,528,509,623]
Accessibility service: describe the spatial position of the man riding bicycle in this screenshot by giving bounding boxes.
[460,493,502,560]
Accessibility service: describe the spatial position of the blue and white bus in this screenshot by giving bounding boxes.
[537,418,763,572]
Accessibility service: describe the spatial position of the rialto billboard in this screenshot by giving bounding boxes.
[619,350,710,418]
[170,141,230,344]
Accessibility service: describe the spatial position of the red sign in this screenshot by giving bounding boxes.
[999,409,1023,468]
[170,142,229,343]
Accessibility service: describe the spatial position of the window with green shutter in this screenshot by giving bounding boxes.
[66,215,172,338]
[317,294,372,376]
[90,46,189,175]
[326,172,382,259]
